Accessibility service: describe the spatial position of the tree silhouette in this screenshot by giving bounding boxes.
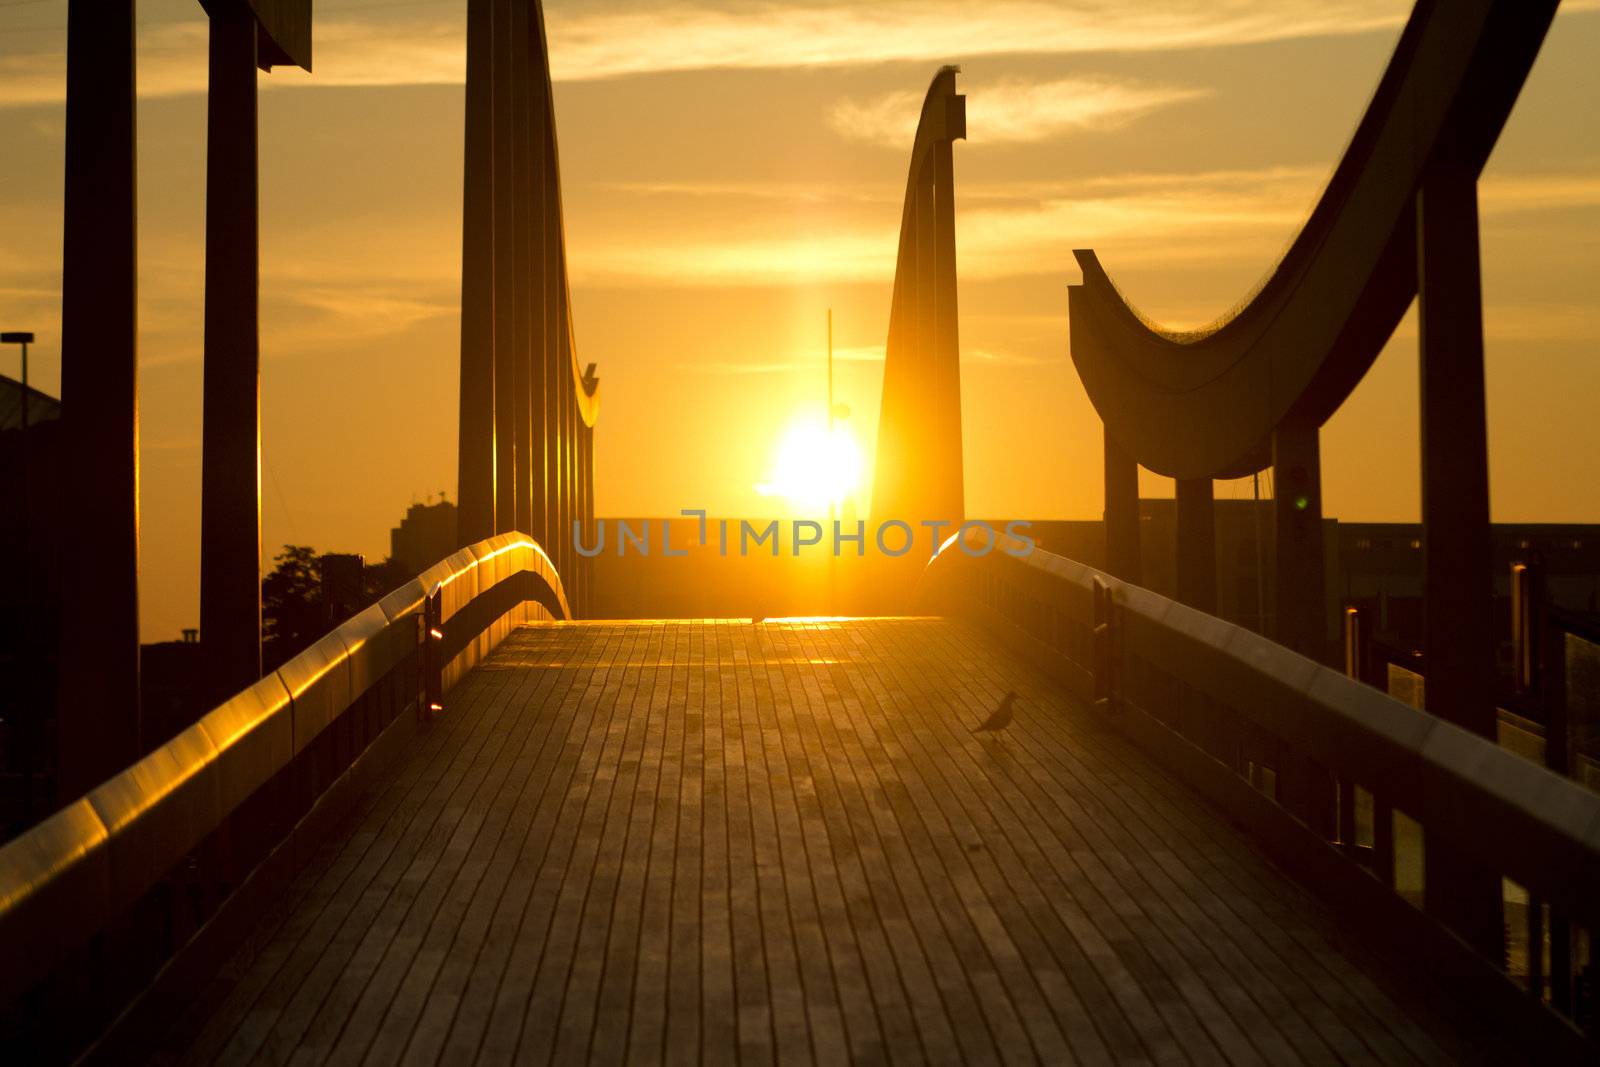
[262,545,322,670]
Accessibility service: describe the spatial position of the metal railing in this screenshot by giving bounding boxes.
[0,533,569,1060]
[922,529,1599,1056]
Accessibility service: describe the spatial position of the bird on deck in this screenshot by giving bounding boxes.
[972,690,1017,734]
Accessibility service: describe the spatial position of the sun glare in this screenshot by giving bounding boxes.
[756,417,863,515]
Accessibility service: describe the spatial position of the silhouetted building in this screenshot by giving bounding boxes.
[0,375,62,838]
[319,552,366,623]
[390,498,457,576]
[140,631,204,754]
[1031,501,1600,666]
[0,374,58,433]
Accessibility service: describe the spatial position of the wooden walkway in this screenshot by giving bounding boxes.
[163,619,1509,1065]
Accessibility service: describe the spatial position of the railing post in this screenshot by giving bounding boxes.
[1092,575,1117,712]
[1103,426,1142,583]
[1528,561,1574,1014]
[1175,478,1217,613]
[1339,607,1361,846]
[1511,562,1536,696]
[422,590,444,721]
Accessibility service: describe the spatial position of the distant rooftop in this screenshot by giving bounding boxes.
[0,374,59,432]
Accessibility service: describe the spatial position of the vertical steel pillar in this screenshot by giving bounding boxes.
[509,0,533,538]
[1273,414,1327,659]
[871,69,963,535]
[1275,413,1336,836]
[58,0,140,797]
[1417,151,1503,961]
[456,0,496,545]
[542,117,561,572]
[525,7,550,549]
[490,0,516,533]
[932,136,963,524]
[200,6,263,703]
[1175,478,1216,613]
[913,165,938,522]
[1103,426,1141,583]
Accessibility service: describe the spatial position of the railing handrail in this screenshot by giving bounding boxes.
[921,530,1600,931]
[0,532,569,1004]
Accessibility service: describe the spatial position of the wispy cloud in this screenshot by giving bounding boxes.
[596,180,898,207]
[568,168,1600,289]
[832,76,1209,147]
[686,342,1049,377]
[1480,173,1600,214]
[968,347,1055,366]
[688,344,885,375]
[574,229,897,286]
[569,166,1315,286]
[543,1,1416,81]
[274,285,456,338]
[7,0,1599,106]
[0,0,1440,106]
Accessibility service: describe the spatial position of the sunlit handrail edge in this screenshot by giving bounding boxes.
[917,529,1600,933]
[0,531,571,1006]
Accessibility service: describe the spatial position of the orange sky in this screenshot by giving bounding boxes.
[2,0,1598,639]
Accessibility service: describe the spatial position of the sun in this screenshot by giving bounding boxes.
[755,416,863,515]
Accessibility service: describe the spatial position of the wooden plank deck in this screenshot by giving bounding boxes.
[163,619,1511,1065]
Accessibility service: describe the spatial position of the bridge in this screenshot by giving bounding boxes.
[1,0,1597,1063]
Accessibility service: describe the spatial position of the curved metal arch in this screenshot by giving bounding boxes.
[529,1,600,431]
[1068,0,1558,479]
[872,66,966,525]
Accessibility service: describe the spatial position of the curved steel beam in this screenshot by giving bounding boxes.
[872,66,965,526]
[1068,0,1558,479]
[529,1,600,431]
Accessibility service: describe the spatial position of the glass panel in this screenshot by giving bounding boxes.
[1504,877,1531,988]
[1394,808,1425,909]
[1353,784,1375,849]
[1496,708,1546,765]
[1387,663,1425,709]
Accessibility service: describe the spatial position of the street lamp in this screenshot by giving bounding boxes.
[1,332,33,432]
